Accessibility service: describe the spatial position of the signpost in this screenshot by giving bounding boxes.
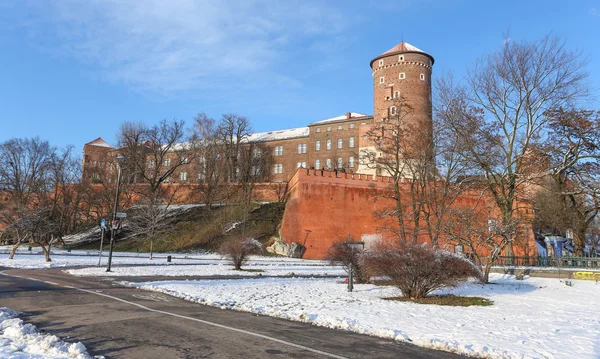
[98,219,106,266]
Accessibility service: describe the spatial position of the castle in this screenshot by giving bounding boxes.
[81,42,537,259]
[83,42,435,183]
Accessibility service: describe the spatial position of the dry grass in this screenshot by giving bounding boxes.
[384,295,493,307]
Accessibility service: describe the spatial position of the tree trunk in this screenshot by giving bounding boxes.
[573,231,586,257]
[40,245,52,262]
[482,263,492,284]
[149,238,153,260]
[8,241,22,259]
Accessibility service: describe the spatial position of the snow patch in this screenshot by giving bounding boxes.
[0,308,91,359]
[127,274,600,359]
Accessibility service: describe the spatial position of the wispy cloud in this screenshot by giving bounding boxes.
[590,8,598,17]
[11,0,359,97]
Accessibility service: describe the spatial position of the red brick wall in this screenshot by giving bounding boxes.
[280,169,538,259]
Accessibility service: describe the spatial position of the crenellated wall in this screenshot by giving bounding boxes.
[280,169,538,259]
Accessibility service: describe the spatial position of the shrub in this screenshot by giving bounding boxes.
[219,236,262,270]
[326,241,368,283]
[361,242,482,299]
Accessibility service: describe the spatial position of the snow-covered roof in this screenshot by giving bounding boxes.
[165,127,309,152]
[247,127,309,142]
[371,41,434,66]
[85,137,112,148]
[309,112,370,126]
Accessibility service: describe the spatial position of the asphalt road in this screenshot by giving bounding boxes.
[0,267,466,359]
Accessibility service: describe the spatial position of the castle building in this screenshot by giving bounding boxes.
[79,42,539,259]
[82,42,434,184]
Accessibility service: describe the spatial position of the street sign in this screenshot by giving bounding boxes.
[115,212,128,219]
[100,218,106,229]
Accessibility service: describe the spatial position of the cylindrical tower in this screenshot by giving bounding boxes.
[370,42,434,158]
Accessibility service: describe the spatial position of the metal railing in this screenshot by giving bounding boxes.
[495,256,600,269]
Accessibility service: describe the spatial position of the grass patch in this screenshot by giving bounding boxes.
[384,295,493,307]
[69,202,286,254]
[238,269,265,273]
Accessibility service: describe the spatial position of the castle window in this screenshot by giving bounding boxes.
[349,156,355,168]
[252,166,260,177]
[273,164,283,174]
[327,126,332,132]
[337,125,343,130]
[315,159,321,169]
[316,128,321,133]
[326,159,332,169]
[398,55,404,62]
[164,158,171,167]
[349,123,355,129]
[420,73,425,81]
[296,161,307,169]
[393,90,400,98]
[390,106,397,116]
[326,139,332,150]
[148,160,155,168]
[274,146,284,156]
[399,73,405,80]
[315,140,321,151]
[297,143,307,154]
[385,87,392,99]
[378,59,384,67]
[337,138,343,149]
[349,136,355,148]
[337,157,343,168]
[180,172,188,181]
[379,76,385,84]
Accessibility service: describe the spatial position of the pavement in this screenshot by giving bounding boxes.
[0,267,467,359]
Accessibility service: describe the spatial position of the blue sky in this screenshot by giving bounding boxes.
[1,0,599,152]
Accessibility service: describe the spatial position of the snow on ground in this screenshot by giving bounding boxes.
[126,274,600,359]
[66,263,345,277]
[0,248,331,270]
[0,308,91,359]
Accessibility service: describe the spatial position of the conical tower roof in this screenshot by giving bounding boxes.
[84,137,112,148]
[370,41,434,66]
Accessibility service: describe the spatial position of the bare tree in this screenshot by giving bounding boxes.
[360,94,471,247]
[118,119,193,191]
[216,114,252,183]
[237,141,273,208]
[0,139,82,261]
[117,119,196,255]
[538,108,600,255]
[194,113,228,209]
[360,96,422,242]
[444,204,519,283]
[439,34,589,257]
[128,194,178,260]
[0,138,54,258]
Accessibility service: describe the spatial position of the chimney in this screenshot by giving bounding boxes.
[346,112,351,119]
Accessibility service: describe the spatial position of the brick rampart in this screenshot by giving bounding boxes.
[280,169,538,259]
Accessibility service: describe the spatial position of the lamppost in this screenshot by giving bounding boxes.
[346,240,365,292]
[106,155,127,272]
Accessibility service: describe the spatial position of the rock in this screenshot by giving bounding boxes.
[267,237,306,258]
[287,242,306,258]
